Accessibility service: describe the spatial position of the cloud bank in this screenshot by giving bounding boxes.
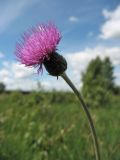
[0,45,120,91]
[100,5,120,39]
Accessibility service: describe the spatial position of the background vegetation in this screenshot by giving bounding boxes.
[0,57,120,160]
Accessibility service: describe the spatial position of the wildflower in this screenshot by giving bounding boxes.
[15,22,100,160]
[15,23,67,76]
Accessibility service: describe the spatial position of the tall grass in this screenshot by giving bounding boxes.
[0,92,120,160]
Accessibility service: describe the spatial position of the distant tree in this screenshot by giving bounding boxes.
[0,82,6,93]
[82,57,114,107]
[113,85,120,95]
[101,57,114,90]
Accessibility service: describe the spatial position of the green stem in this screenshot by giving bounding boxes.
[61,72,100,160]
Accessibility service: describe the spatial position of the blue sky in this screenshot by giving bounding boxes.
[0,0,120,90]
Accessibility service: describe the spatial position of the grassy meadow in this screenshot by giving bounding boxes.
[0,91,120,160]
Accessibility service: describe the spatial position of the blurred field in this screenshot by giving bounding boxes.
[0,91,120,160]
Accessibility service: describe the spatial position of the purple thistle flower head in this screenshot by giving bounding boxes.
[15,23,67,76]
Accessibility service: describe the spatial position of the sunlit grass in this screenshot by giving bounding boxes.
[0,92,120,160]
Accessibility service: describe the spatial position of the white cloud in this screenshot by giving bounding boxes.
[100,5,120,39]
[0,45,120,91]
[0,61,65,91]
[65,46,120,88]
[0,62,35,90]
[42,77,70,91]
[0,69,9,78]
[68,16,79,22]
[12,63,34,79]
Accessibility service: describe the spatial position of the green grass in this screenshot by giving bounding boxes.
[0,92,120,160]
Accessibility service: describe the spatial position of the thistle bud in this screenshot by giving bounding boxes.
[43,52,67,76]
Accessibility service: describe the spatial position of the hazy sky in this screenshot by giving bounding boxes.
[0,0,120,90]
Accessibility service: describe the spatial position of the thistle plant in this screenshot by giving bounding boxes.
[15,23,100,160]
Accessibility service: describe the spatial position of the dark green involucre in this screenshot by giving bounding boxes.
[43,52,67,76]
